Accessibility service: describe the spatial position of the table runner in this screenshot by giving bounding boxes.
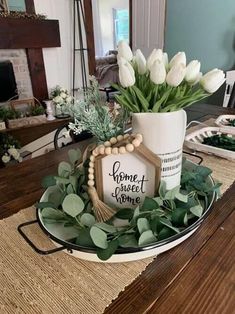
[0,119,234,314]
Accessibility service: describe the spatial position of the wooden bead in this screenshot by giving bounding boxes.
[105,147,112,155]
[132,139,141,147]
[136,133,143,142]
[88,174,94,180]
[117,135,124,142]
[119,146,127,154]
[90,155,95,162]
[112,147,119,155]
[92,149,98,156]
[104,141,111,147]
[99,146,105,155]
[110,137,117,144]
[126,143,134,152]
[89,161,94,168]
[88,180,95,187]
[88,168,94,174]
[124,133,130,139]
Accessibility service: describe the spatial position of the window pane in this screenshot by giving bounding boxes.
[8,0,26,12]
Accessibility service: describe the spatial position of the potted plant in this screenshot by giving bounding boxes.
[113,41,225,189]
[6,104,46,129]
[51,86,73,119]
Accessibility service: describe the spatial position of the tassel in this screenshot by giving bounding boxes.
[88,187,116,222]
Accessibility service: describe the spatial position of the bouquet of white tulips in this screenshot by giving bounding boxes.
[113,41,225,113]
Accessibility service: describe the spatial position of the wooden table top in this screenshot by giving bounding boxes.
[0,103,234,314]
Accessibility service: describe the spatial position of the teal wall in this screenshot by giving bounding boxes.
[165,0,235,73]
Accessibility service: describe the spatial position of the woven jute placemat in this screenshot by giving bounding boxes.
[0,119,234,314]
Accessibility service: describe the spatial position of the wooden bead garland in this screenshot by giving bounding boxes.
[87,133,143,188]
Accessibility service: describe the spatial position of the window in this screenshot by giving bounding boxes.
[8,0,26,12]
[113,9,129,48]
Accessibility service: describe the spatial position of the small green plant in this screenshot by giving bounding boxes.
[69,78,128,142]
[203,134,235,152]
[29,105,45,116]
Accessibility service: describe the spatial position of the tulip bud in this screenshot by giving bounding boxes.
[200,69,225,93]
[169,52,186,68]
[135,49,147,74]
[166,63,186,87]
[150,59,166,84]
[147,48,163,70]
[119,61,135,88]
[192,72,202,86]
[117,40,133,62]
[185,60,201,84]
[163,52,169,69]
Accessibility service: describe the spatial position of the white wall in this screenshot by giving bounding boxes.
[34,0,73,93]
[97,0,129,55]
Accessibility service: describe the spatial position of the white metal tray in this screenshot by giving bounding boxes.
[184,126,235,160]
[215,115,235,130]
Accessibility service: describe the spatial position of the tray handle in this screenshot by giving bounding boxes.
[18,220,70,255]
[183,151,203,165]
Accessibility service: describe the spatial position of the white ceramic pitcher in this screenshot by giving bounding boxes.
[132,109,187,189]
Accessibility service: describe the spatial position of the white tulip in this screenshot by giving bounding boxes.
[8,147,18,159]
[119,62,135,88]
[147,48,163,70]
[166,63,186,87]
[185,60,201,84]
[60,92,67,99]
[150,59,166,84]
[163,52,169,69]
[2,154,10,164]
[169,52,186,68]
[200,69,225,93]
[191,72,202,86]
[117,40,133,61]
[135,49,147,74]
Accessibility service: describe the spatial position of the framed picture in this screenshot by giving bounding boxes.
[94,142,161,209]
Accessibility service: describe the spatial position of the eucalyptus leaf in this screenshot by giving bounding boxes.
[94,222,117,233]
[153,197,163,206]
[68,149,81,165]
[76,229,95,247]
[42,175,56,189]
[97,239,119,261]
[48,189,64,208]
[80,213,96,227]
[160,218,180,233]
[171,208,187,226]
[54,176,70,185]
[58,161,72,178]
[36,201,55,209]
[164,186,180,200]
[118,234,138,248]
[159,181,167,199]
[175,191,188,203]
[138,230,157,246]
[41,207,65,220]
[67,184,75,194]
[137,218,150,234]
[115,208,134,220]
[158,227,175,241]
[62,194,84,217]
[190,205,203,217]
[141,197,159,210]
[90,226,108,249]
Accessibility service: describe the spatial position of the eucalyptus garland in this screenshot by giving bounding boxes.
[38,149,221,261]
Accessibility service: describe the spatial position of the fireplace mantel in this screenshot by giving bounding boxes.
[0,2,61,101]
[0,17,60,49]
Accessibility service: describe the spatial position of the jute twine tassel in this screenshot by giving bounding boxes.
[88,187,116,222]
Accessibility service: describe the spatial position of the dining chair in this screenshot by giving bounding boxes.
[54,123,92,150]
[223,70,235,107]
[227,82,235,108]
